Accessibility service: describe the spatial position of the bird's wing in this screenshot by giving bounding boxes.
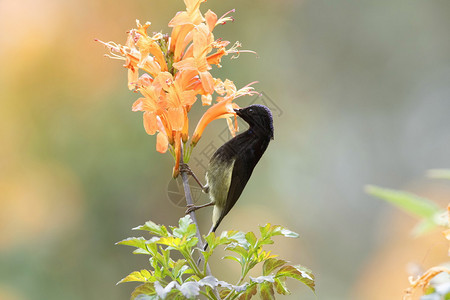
[222,148,256,219]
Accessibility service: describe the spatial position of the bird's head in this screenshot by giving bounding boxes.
[234,104,274,139]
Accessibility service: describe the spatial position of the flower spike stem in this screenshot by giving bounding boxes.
[179,144,221,299]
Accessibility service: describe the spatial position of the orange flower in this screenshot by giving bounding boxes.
[169,0,206,62]
[173,23,215,94]
[98,0,257,177]
[191,81,258,146]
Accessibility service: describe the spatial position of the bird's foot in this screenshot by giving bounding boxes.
[179,163,193,175]
[185,204,199,215]
[185,202,214,214]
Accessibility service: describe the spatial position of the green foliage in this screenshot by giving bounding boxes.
[117,215,314,299]
[365,184,446,236]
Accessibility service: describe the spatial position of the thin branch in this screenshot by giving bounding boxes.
[180,144,221,299]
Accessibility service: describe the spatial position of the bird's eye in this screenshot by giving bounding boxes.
[248,108,253,114]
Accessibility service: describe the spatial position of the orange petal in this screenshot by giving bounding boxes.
[127,68,139,90]
[167,107,184,131]
[191,98,236,146]
[174,25,194,62]
[193,24,211,59]
[181,108,189,143]
[173,57,196,71]
[156,132,169,153]
[172,131,182,178]
[205,9,218,32]
[169,12,192,27]
[207,48,227,66]
[199,71,214,94]
[181,90,197,106]
[143,111,158,135]
[132,98,144,112]
[201,94,212,106]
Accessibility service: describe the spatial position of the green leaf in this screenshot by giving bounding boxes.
[263,258,287,276]
[172,259,190,278]
[198,276,219,289]
[225,231,249,247]
[223,255,242,266]
[157,236,182,248]
[172,215,196,239]
[274,277,290,295]
[131,283,156,300]
[117,237,148,251]
[117,270,155,285]
[238,284,257,300]
[250,275,275,284]
[245,232,257,246]
[133,221,169,237]
[154,281,178,299]
[427,169,450,180]
[259,224,272,239]
[225,244,250,257]
[276,265,315,292]
[178,281,200,299]
[365,185,441,219]
[259,224,298,240]
[259,281,275,300]
[184,237,199,249]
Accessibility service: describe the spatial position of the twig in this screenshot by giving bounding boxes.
[180,144,221,299]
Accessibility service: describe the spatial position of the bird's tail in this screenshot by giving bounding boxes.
[202,215,225,251]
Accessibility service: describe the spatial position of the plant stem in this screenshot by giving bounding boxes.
[180,144,221,299]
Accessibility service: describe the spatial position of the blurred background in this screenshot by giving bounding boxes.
[1,0,450,299]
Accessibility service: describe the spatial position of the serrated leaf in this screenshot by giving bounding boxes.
[365,185,440,219]
[154,281,178,299]
[157,236,181,248]
[245,232,257,246]
[263,258,287,276]
[131,283,156,300]
[178,281,200,299]
[198,276,219,288]
[225,243,250,257]
[133,221,169,237]
[226,231,249,246]
[238,284,257,300]
[259,281,275,300]
[117,270,154,285]
[133,248,151,255]
[274,277,290,295]
[259,224,272,238]
[276,265,315,292]
[117,237,148,251]
[250,275,275,284]
[172,215,196,239]
[185,236,198,249]
[172,259,190,279]
[204,232,218,249]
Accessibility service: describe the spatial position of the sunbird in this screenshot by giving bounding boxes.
[182,104,274,243]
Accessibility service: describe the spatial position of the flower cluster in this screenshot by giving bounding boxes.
[97,0,257,177]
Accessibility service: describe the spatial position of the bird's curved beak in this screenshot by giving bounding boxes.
[233,108,242,116]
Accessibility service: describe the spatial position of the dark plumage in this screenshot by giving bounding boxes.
[185,104,274,240]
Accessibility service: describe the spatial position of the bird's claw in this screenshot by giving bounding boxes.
[185,204,197,215]
[179,163,193,175]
